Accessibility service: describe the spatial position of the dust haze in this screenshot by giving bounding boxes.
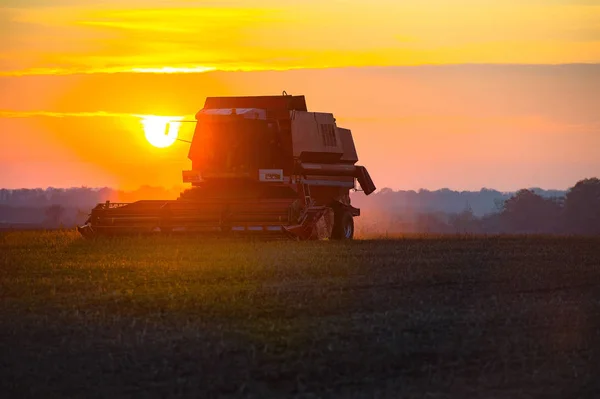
[2,177,599,236]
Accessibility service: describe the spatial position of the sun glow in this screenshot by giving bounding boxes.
[140,115,182,148]
[131,66,217,74]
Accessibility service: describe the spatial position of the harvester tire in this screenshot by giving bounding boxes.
[332,209,354,240]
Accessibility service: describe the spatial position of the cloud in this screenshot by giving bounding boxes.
[0,111,194,122]
[0,111,133,118]
[1,1,600,76]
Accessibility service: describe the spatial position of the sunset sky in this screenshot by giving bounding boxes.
[1,0,599,191]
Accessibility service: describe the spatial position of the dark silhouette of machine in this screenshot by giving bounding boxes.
[77,93,376,240]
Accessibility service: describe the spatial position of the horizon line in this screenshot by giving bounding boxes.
[0,184,588,195]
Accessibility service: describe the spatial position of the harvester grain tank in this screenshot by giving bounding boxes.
[77,93,376,240]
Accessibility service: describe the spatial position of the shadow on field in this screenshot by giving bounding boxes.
[1,231,599,398]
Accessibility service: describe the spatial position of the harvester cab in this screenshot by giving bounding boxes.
[78,93,376,240]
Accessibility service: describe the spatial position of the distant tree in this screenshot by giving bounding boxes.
[500,189,563,233]
[480,212,504,234]
[563,178,600,235]
[449,202,479,233]
[0,189,8,203]
[415,212,451,234]
[493,198,505,213]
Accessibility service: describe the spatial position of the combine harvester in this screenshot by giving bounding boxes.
[78,93,376,240]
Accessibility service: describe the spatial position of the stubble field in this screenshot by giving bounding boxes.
[1,231,599,398]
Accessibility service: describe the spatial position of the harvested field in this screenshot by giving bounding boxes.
[1,231,599,398]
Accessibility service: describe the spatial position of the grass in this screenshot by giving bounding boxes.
[1,230,599,398]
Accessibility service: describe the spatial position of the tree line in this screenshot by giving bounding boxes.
[355,178,600,236]
[0,178,598,235]
[0,186,183,228]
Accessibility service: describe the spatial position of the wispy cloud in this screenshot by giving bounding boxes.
[0,66,222,77]
[0,111,128,118]
[0,110,191,120]
[0,110,135,118]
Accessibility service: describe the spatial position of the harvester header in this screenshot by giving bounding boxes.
[78,92,376,240]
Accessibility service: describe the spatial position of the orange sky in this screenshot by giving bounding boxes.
[1,0,599,191]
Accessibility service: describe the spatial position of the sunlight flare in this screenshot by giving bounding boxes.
[140,115,183,148]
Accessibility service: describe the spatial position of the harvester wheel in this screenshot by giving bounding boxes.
[331,209,354,240]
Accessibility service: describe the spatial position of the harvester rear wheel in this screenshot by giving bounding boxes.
[331,209,354,240]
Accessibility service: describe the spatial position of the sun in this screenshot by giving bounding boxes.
[140,115,182,148]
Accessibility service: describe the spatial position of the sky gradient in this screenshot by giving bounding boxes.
[3,0,600,75]
[1,0,599,191]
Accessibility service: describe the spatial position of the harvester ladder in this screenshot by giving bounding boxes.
[302,183,312,206]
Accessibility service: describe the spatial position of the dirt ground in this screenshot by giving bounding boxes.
[1,231,599,398]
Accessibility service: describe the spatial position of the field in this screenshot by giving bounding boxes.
[1,231,599,398]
